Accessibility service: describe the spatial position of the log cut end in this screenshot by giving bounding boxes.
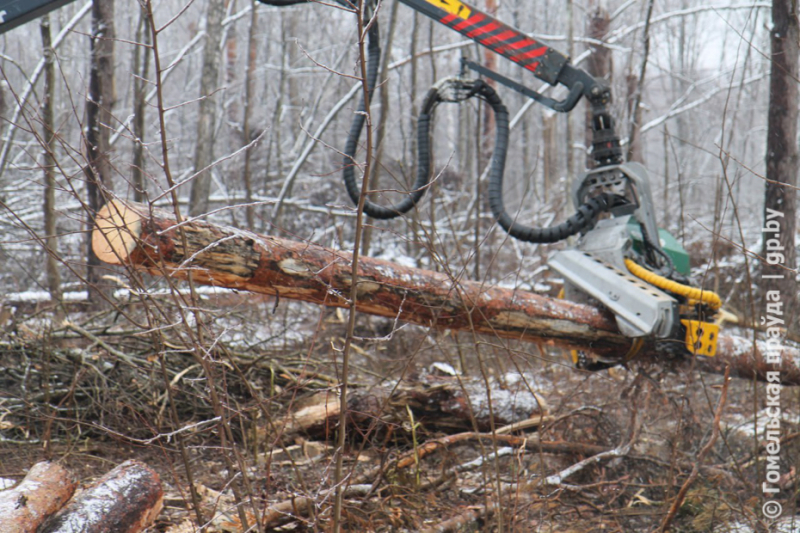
[92,199,142,265]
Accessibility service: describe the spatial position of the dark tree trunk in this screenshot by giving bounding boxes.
[41,16,61,302]
[280,377,549,440]
[84,0,116,303]
[584,3,612,169]
[762,0,798,332]
[243,0,259,229]
[626,0,655,165]
[131,5,150,203]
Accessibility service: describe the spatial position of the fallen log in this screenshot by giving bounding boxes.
[38,460,163,533]
[280,374,549,439]
[0,462,75,533]
[92,199,800,384]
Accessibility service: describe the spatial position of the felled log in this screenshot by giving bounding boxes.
[92,199,800,384]
[280,374,549,439]
[38,460,162,533]
[0,462,75,533]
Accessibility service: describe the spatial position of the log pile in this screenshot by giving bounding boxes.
[0,462,75,533]
[0,460,162,533]
[92,199,800,384]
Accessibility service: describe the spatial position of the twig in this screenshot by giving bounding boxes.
[333,1,376,529]
[656,366,731,533]
[541,400,642,491]
[262,485,372,529]
[389,432,608,472]
[64,321,147,367]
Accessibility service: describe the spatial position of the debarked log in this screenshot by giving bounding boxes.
[92,199,800,385]
[0,462,75,533]
[38,460,163,533]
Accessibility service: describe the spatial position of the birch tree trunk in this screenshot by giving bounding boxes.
[189,0,226,217]
[243,0,259,229]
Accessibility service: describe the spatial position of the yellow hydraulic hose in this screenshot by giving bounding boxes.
[624,258,722,310]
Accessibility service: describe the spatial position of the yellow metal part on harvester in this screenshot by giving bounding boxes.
[623,258,722,310]
[681,319,719,357]
[623,258,722,357]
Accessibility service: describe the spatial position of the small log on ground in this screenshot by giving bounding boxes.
[38,460,163,533]
[92,199,800,384]
[281,375,549,439]
[0,462,75,533]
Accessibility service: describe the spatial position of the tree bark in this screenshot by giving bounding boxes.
[38,460,163,533]
[85,0,116,303]
[131,5,150,204]
[762,0,798,332]
[626,0,655,165]
[189,0,226,217]
[584,3,612,169]
[41,16,61,302]
[541,110,557,203]
[280,376,549,439]
[0,462,75,533]
[92,199,800,384]
[242,0,259,230]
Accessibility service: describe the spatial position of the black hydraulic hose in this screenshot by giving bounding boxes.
[459,80,624,243]
[342,20,434,219]
[340,6,622,237]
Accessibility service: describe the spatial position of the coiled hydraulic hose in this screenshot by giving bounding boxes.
[625,258,722,310]
[342,20,467,220]
[435,79,626,243]
[341,12,625,239]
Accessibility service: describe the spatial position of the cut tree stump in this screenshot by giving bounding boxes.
[0,461,75,533]
[38,460,163,533]
[92,199,800,384]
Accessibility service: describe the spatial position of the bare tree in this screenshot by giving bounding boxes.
[84,0,116,302]
[40,15,61,302]
[762,0,798,328]
[131,4,151,203]
[626,0,655,164]
[584,2,612,169]
[189,0,226,217]
[242,0,260,229]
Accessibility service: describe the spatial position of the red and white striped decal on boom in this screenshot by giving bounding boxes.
[437,7,548,74]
